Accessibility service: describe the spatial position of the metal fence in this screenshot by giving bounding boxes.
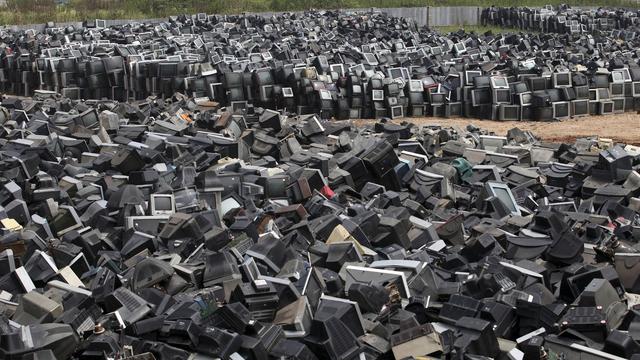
[1,6,484,32]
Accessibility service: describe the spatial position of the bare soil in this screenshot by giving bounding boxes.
[355,113,640,145]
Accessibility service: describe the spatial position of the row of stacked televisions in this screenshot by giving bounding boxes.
[1,53,640,120]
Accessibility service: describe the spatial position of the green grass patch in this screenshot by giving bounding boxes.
[0,0,638,25]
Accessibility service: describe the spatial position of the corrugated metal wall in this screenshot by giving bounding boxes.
[1,7,482,32]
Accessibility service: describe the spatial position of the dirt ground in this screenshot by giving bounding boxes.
[356,113,640,145]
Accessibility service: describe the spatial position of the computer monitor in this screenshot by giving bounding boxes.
[474,76,491,88]
[390,106,403,119]
[633,82,640,97]
[493,88,511,104]
[362,53,378,66]
[408,80,423,92]
[552,101,570,119]
[612,98,625,113]
[409,92,424,104]
[51,205,82,236]
[597,88,610,100]
[574,85,589,99]
[220,194,243,216]
[611,70,625,84]
[599,101,614,115]
[485,182,520,216]
[518,92,532,106]
[499,105,519,121]
[511,82,529,94]
[610,83,625,98]
[422,76,437,88]
[593,74,610,88]
[150,194,175,215]
[471,88,491,106]
[372,90,384,101]
[528,77,547,91]
[387,67,404,80]
[490,76,509,89]
[571,99,589,117]
[454,42,466,54]
[552,72,571,88]
[126,215,170,235]
[429,92,445,104]
[217,173,243,196]
[158,62,177,78]
[282,87,294,98]
[330,64,345,76]
[479,135,507,152]
[465,70,482,86]
[620,68,632,82]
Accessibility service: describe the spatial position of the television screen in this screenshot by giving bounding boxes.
[474,76,491,88]
[391,106,403,118]
[633,82,640,97]
[553,102,569,118]
[330,64,345,76]
[594,74,609,88]
[472,89,491,106]
[519,92,532,106]
[572,100,589,116]
[217,174,242,196]
[574,85,589,99]
[409,80,423,92]
[282,87,294,97]
[266,177,288,198]
[493,187,517,213]
[231,101,247,111]
[610,83,624,97]
[553,72,571,87]
[598,88,610,100]
[409,92,424,104]
[611,70,625,83]
[501,105,519,120]
[491,76,509,88]
[613,98,625,112]
[465,70,482,86]
[372,90,384,101]
[159,63,178,78]
[529,77,547,91]
[220,197,242,216]
[493,89,511,104]
[422,76,436,87]
[486,182,519,215]
[388,68,404,80]
[363,53,377,65]
[154,196,173,211]
[621,68,632,82]
[430,93,445,104]
[512,82,529,94]
[600,101,614,114]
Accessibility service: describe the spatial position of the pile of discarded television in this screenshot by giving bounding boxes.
[481,5,640,36]
[1,80,640,360]
[1,6,640,360]
[1,7,640,121]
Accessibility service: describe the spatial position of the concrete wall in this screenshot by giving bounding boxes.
[378,6,481,27]
[0,6,484,32]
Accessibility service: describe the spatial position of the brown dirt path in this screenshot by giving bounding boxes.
[355,113,640,145]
